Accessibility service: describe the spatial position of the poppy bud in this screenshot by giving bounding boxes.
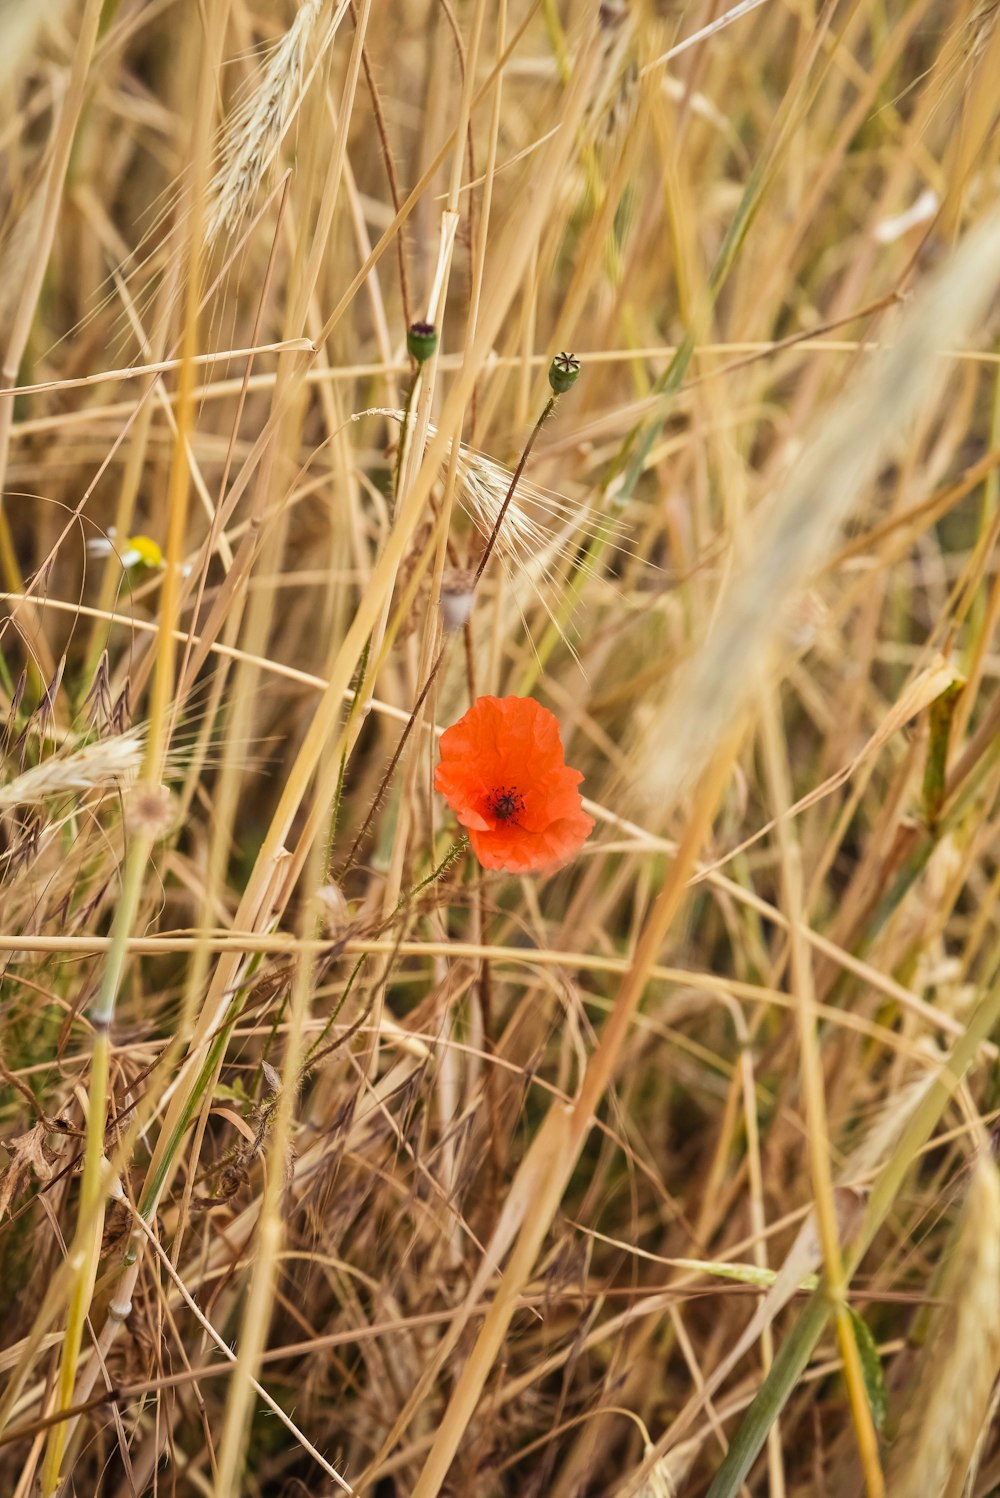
[548,351,581,395]
[407,320,439,363]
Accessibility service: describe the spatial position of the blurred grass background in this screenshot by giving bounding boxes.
[1,0,1000,1494]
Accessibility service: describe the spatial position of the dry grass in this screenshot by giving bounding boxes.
[2,2,1000,1495]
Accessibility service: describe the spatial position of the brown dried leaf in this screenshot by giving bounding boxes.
[0,1123,58,1220]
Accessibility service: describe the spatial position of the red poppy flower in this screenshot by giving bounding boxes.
[434,695,595,873]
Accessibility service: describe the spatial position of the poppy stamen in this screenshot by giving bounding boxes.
[489,786,525,822]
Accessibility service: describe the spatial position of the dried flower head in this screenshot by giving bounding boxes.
[434,696,594,873]
[439,568,476,631]
[315,882,349,933]
[125,782,177,840]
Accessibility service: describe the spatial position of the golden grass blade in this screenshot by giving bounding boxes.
[5,4,1000,1495]
[637,208,1000,810]
[884,1153,1000,1498]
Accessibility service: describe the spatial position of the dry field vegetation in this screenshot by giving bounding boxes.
[4,0,1000,1494]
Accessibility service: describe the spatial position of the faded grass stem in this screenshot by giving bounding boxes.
[0,0,102,453]
[361,189,463,1086]
[702,944,1000,1498]
[406,730,740,1498]
[0,0,107,687]
[214,846,324,1498]
[39,6,229,1482]
[759,686,885,1496]
[123,1204,354,1492]
[113,11,599,1323]
[8,8,998,1491]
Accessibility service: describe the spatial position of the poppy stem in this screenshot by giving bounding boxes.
[386,832,469,921]
[343,368,574,874]
[477,871,502,1234]
[474,394,556,582]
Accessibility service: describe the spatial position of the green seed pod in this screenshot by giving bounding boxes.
[548,350,581,394]
[407,320,439,363]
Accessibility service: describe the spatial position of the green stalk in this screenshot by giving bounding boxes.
[40,4,226,1485]
[134,997,248,1228]
[922,680,964,829]
[703,952,1000,1498]
[214,893,322,1497]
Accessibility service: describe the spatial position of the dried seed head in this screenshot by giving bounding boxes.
[407,320,439,363]
[205,0,327,245]
[885,1152,1000,1497]
[0,730,144,810]
[125,782,177,841]
[439,568,476,631]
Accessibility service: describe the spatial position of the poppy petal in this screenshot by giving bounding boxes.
[435,695,594,873]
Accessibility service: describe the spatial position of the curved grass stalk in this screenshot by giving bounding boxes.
[702,952,1000,1498]
[37,3,227,1487]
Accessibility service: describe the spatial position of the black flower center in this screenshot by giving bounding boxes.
[488,786,525,822]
